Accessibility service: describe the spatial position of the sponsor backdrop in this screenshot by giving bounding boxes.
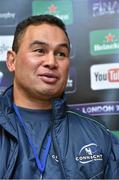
[0,0,119,137]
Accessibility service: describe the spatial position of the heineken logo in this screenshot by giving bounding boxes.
[90,29,119,55]
[105,33,115,43]
[32,0,73,25]
[48,4,57,13]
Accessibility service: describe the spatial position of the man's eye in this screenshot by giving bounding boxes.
[56,52,66,58]
[34,49,45,54]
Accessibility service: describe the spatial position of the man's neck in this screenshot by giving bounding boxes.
[13,86,52,110]
[14,99,52,109]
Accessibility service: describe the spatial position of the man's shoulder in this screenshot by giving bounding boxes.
[66,107,119,150]
[66,107,110,136]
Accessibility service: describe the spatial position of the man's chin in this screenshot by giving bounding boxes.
[44,92,63,99]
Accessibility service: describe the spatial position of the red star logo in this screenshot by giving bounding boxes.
[105,34,114,42]
[48,5,57,13]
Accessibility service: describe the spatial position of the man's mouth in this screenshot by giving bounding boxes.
[38,73,58,84]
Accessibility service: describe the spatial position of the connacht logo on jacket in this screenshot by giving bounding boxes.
[75,143,103,164]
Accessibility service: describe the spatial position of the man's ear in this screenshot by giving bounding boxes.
[6,50,16,72]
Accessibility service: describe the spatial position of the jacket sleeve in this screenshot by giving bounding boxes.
[104,132,119,178]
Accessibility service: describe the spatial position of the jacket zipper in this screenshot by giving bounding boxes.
[51,126,67,179]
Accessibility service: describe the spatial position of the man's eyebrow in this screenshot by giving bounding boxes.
[29,41,48,48]
[29,40,70,51]
[58,43,70,52]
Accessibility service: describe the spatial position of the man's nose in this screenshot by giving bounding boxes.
[44,52,58,69]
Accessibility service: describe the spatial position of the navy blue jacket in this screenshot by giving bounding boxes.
[0,86,119,179]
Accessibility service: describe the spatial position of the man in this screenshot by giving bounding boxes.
[0,14,119,179]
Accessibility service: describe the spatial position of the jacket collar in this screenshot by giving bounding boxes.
[51,94,68,124]
[0,85,18,140]
[0,85,68,137]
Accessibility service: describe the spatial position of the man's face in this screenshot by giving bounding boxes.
[7,24,70,100]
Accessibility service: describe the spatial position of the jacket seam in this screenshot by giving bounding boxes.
[89,170,104,179]
[66,110,110,131]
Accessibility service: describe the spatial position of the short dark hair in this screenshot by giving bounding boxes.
[12,14,70,53]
